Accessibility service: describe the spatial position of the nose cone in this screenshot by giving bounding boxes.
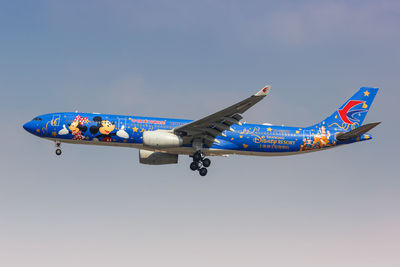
[23,121,36,134]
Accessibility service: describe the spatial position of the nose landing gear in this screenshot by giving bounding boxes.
[55,141,62,156]
[190,151,211,176]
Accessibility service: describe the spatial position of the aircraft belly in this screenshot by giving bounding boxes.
[45,138,144,149]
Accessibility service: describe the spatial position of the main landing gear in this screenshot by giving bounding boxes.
[190,151,211,176]
[55,141,62,156]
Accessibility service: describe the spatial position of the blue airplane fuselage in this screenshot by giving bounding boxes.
[23,112,371,156]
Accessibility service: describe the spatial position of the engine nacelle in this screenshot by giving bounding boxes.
[143,130,183,148]
[139,149,178,165]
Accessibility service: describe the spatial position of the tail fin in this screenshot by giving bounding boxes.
[309,87,379,131]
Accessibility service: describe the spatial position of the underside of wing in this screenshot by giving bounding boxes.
[174,85,271,148]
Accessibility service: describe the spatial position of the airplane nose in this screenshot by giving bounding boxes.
[23,121,34,133]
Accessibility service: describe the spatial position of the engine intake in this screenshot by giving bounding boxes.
[139,149,178,165]
[143,130,183,148]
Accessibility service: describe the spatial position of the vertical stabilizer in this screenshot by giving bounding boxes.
[309,87,379,131]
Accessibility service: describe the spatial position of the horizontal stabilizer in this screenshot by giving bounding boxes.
[336,122,381,141]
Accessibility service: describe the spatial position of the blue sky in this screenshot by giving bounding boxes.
[1,1,399,266]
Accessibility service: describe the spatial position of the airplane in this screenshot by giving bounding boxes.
[23,85,380,176]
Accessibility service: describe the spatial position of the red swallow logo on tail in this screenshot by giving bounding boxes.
[338,100,366,124]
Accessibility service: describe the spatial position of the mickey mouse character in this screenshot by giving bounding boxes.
[58,115,88,140]
[89,116,129,142]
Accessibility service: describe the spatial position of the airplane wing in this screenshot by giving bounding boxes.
[174,85,271,148]
[336,122,381,141]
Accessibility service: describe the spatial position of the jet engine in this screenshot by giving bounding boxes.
[143,130,183,148]
[139,149,178,165]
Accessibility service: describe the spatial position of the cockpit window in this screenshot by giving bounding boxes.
[32,117,42,121]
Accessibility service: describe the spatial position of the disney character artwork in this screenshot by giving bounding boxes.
[58,115,129,141]
[300,126,336,151]
[58,115,89,140]
[89,116,129,142]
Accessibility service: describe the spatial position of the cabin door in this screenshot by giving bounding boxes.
[51,114,61,127]
[303,130,312,141]
[118,118,126,130]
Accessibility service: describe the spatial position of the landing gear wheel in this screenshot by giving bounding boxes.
[193,151,202,162]
[190,161,199,171]
[190,151,211,176]
[202,158,211,168]
[55,141,62,156]
[199,168,208,176]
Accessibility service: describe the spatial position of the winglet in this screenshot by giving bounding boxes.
[254,85,271,97]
